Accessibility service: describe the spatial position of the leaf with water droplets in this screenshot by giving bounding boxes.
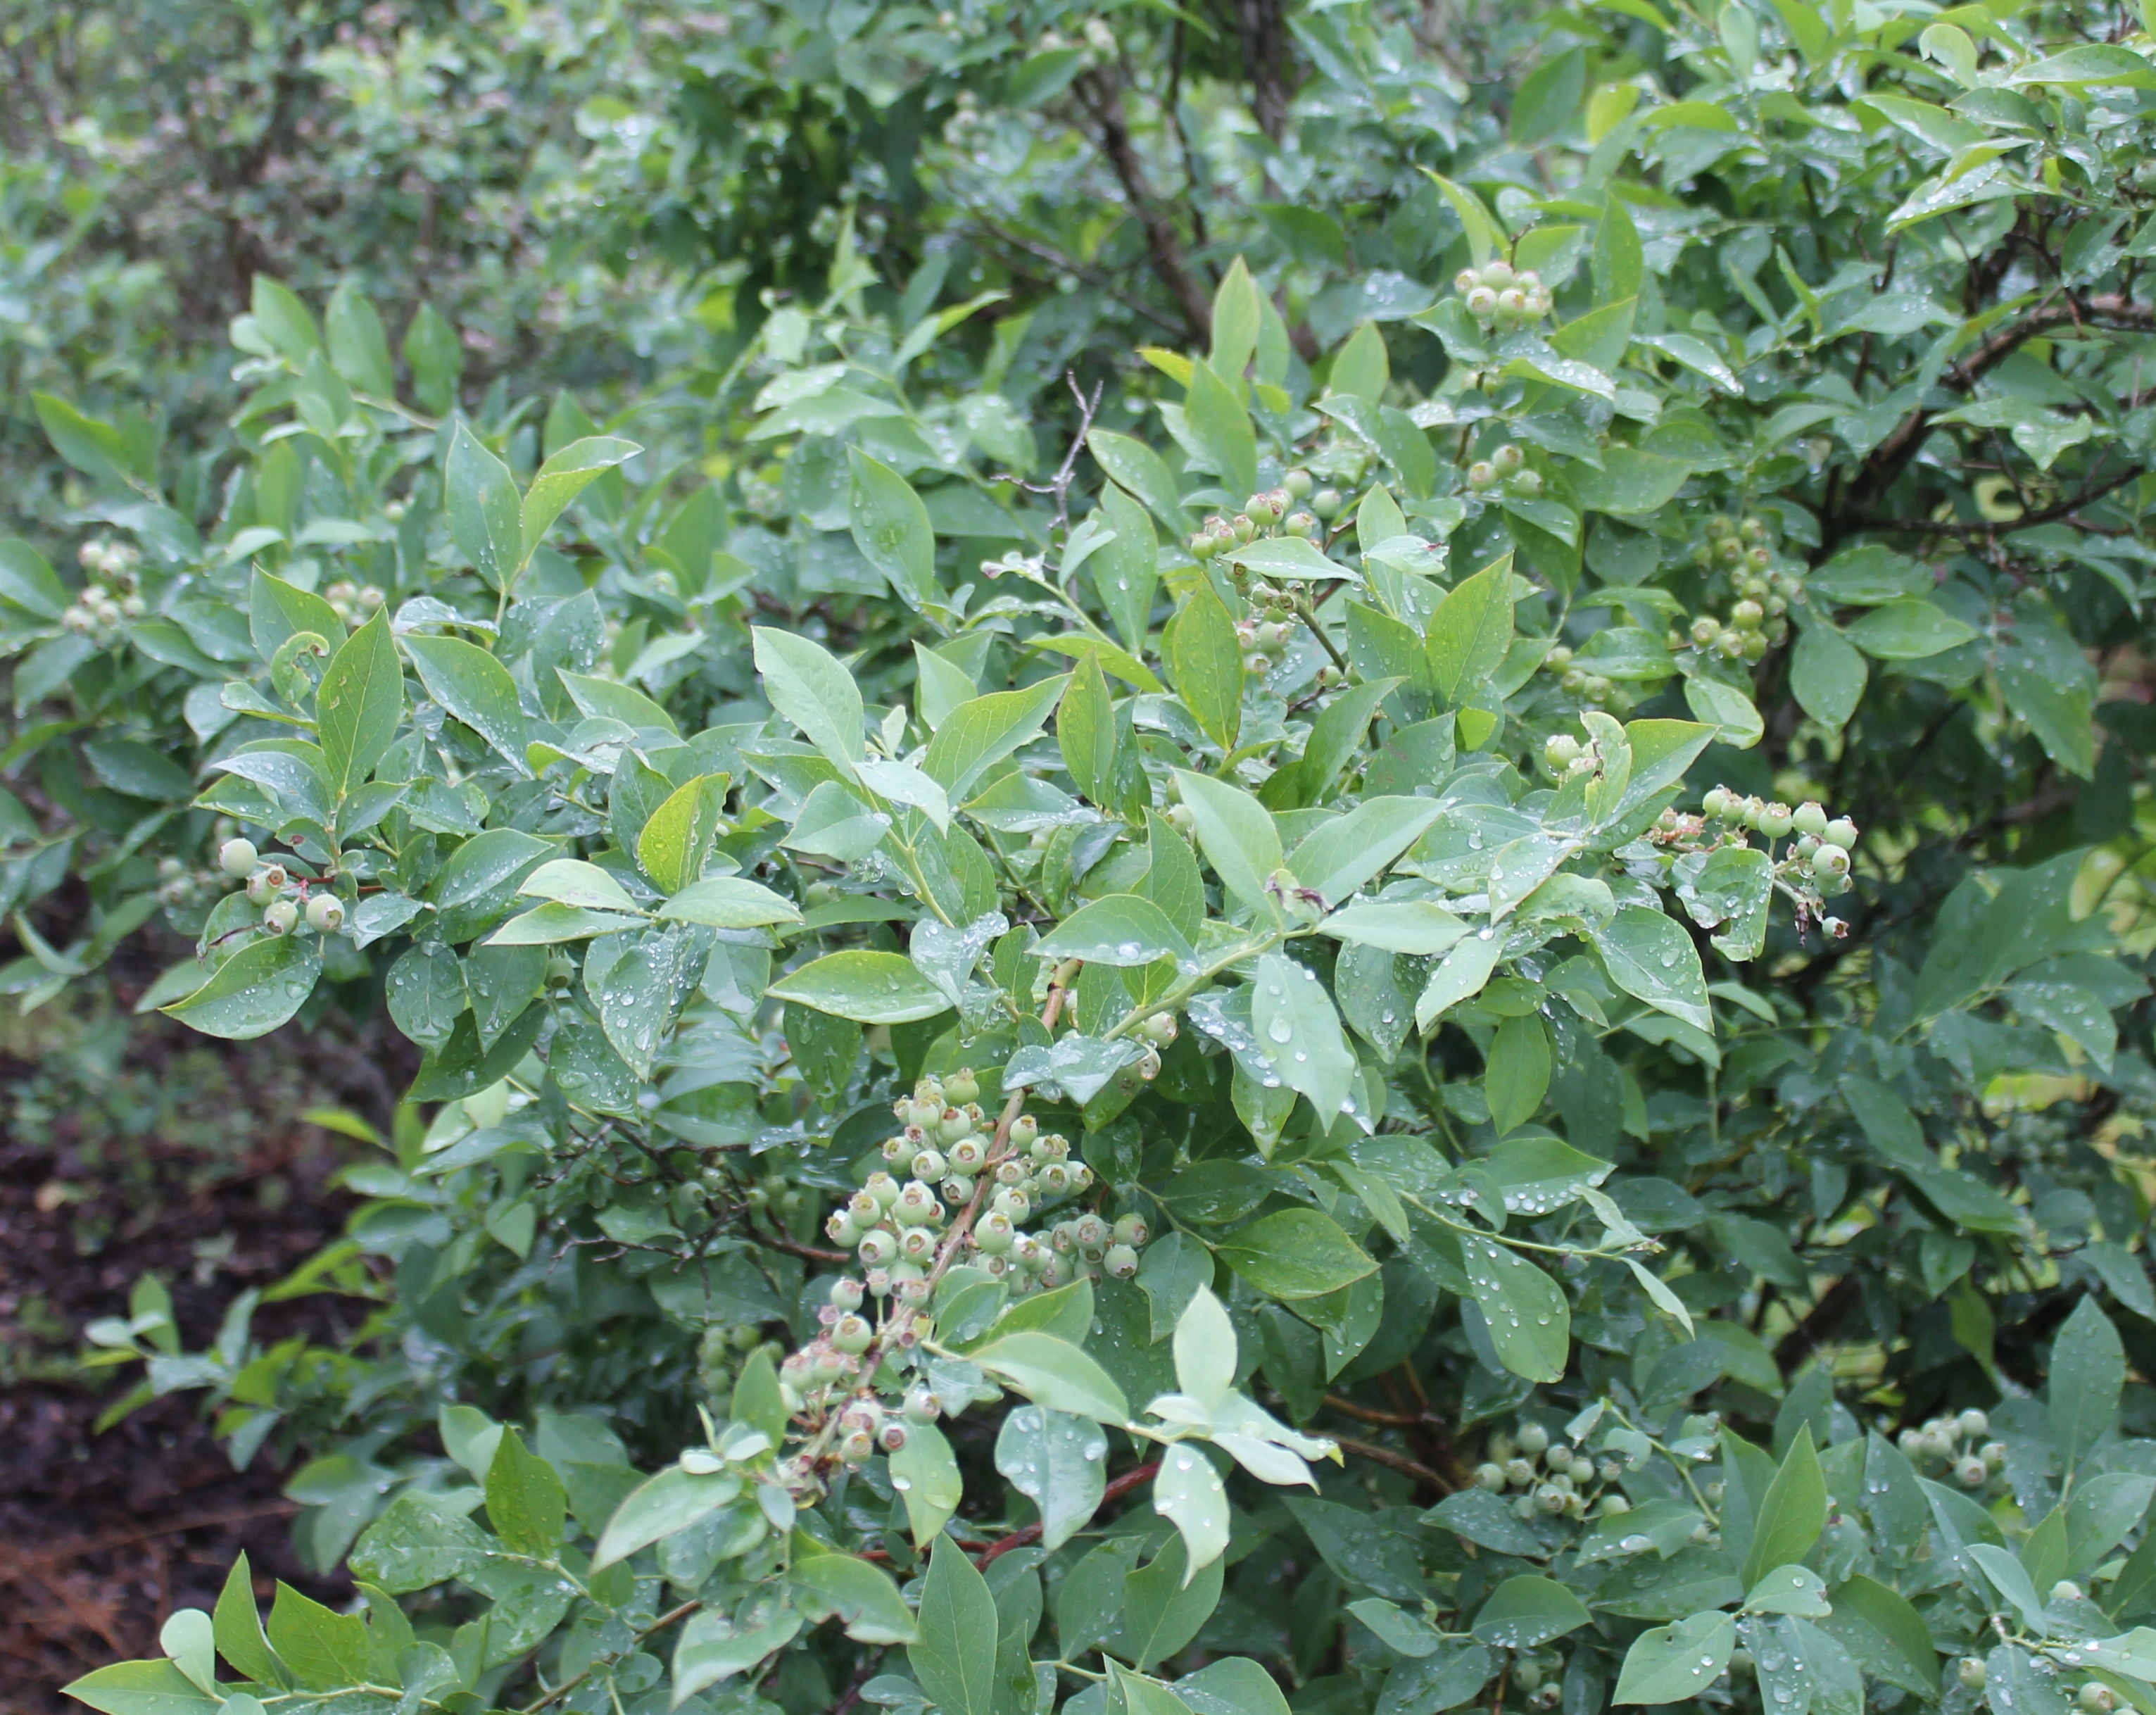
[1415,927,1506,1030]
[1034,893,1193,969]
[1745,1564,1833,1617]
[164,934,322,1040]
[1152,1445,1230,1580]
[1594,905,1713,1034]
[1457,1233,1569,1384]
[1171,1285,1237,1412]
[889,1421,963,1547]
[1249,951,1357,1125]
[1470,1576,1591,1650]
[767,950,951,1024]
[1216,1208,1374,1302]
[1613,1608,1735,1704]
[995,1406,1107,1553]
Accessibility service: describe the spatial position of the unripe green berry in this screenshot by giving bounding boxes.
[1465,287,1499,320]
[1758,803,1794,838]
[263,898,298,935]
[1493,444,1525,475]
[1956,1455,1988,1488]
[1190,531,1218,559]
[831,1314,874,1355]
[1730,600,1764,632]
[1815,843,1850,879]
[1792,801,1828,837]
[1822,817,1858,850]
[219,838,258,878]
[2053,1581,2084,1604]
[305,893,344,934]
[1958,1407,1989,1438]
[1482,260,1515,289]
[1959,1658,1988,1690]
[1506,468,1543,498]
[1285,468,1313,498]
[1702,786,1733,819]
[1690,615,1720,647]
[1466,460,1496,491]
[1516,1421,1549,1455]
[1104,1243,1139,1279]
[1476,1462,1507,1490]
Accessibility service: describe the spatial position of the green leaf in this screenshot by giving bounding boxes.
[1614,1610,1736,1704]
[211,1554,281,1685]
[753,627,864,775]
[36,392,152,489]
[265,1583,370,1690]
[673,1607,802,1707]
[1566,448,1690,515]
[520,858,641,912]
[1087,430,1188,532]
[768,952,949,1025]
[1744,1565,1833,1616]
[487,903,643,945]
[791,1550,919,1645]
[1217,1209,1374,1301]
[1512,47,1587,144]
[248,570,341,663]
[1251,950,1359,1126]
[1289,796,1444,903]
[592,1466,743,1569]
[1422,172,1504,267]
[61,1661,222,1715]
[637,774,729,894]
[1322,898,1469,956]
[1844,600,1977,660]
[995,1406,1108,1553]
[1486,1013,1551,1134]
[1818,1576,1938,1696]
[1472,1576,1591,1648]
[349,1492,489,1593]
[1166,585,1244,753]
[912,1537,999,1715]
[1427,554,1515,706]
[520,435,639,560]
[324,281,394,395]
[1185,358,1258,498]
[315,610,402,800]
[1742,1425,1827,1589]
[1458,1234,1569,1383]
[404,634,530,769]
[1791,624,1867,729]
[163,934,320,1040]
[1595,907,1712,1033]
[1059,652,1118,808]
[2051,1295,2124,1473]
[1415,929,1506,1030]
[1683,674,1764,748]
[1035,894,1193,967]
[486,1426,567,1557]
[1172,769,1281,920]
[850,447,940,612]
[971,1331,1131,1422]
[1152,1447,1231,1583]
[1092,481,1159,651]
[443,420,522,589]
[660,877,803,929]
[923,677,1068,801]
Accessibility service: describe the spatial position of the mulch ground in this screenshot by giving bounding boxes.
[0,1001,411,1715]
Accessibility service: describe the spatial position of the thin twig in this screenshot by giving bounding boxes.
[976,1459,1164,1569]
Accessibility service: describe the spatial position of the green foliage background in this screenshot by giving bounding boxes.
[6,5,2156,1715]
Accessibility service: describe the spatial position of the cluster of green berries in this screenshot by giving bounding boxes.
[57,539,145,644]
[218,836,344,936]
[1676,516,1803,662]
[1463,441,1542,500]
[1897,1407,2005,1489]
[1454,260,1553,330]
[1470,1419,1638,1526]
[1698,791,1857,893]
[1539,648,1616,708]
[321,579,386,628]
[1188,472,1323,563]
[779,1069,1152,1468]
[1235,598,1301,679]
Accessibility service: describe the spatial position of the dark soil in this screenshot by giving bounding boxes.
[0,999,410,1715]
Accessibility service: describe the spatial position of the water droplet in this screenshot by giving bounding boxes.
[1266,1017,1293,1043]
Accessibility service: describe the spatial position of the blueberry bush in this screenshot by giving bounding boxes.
[13,6,2156,1715]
